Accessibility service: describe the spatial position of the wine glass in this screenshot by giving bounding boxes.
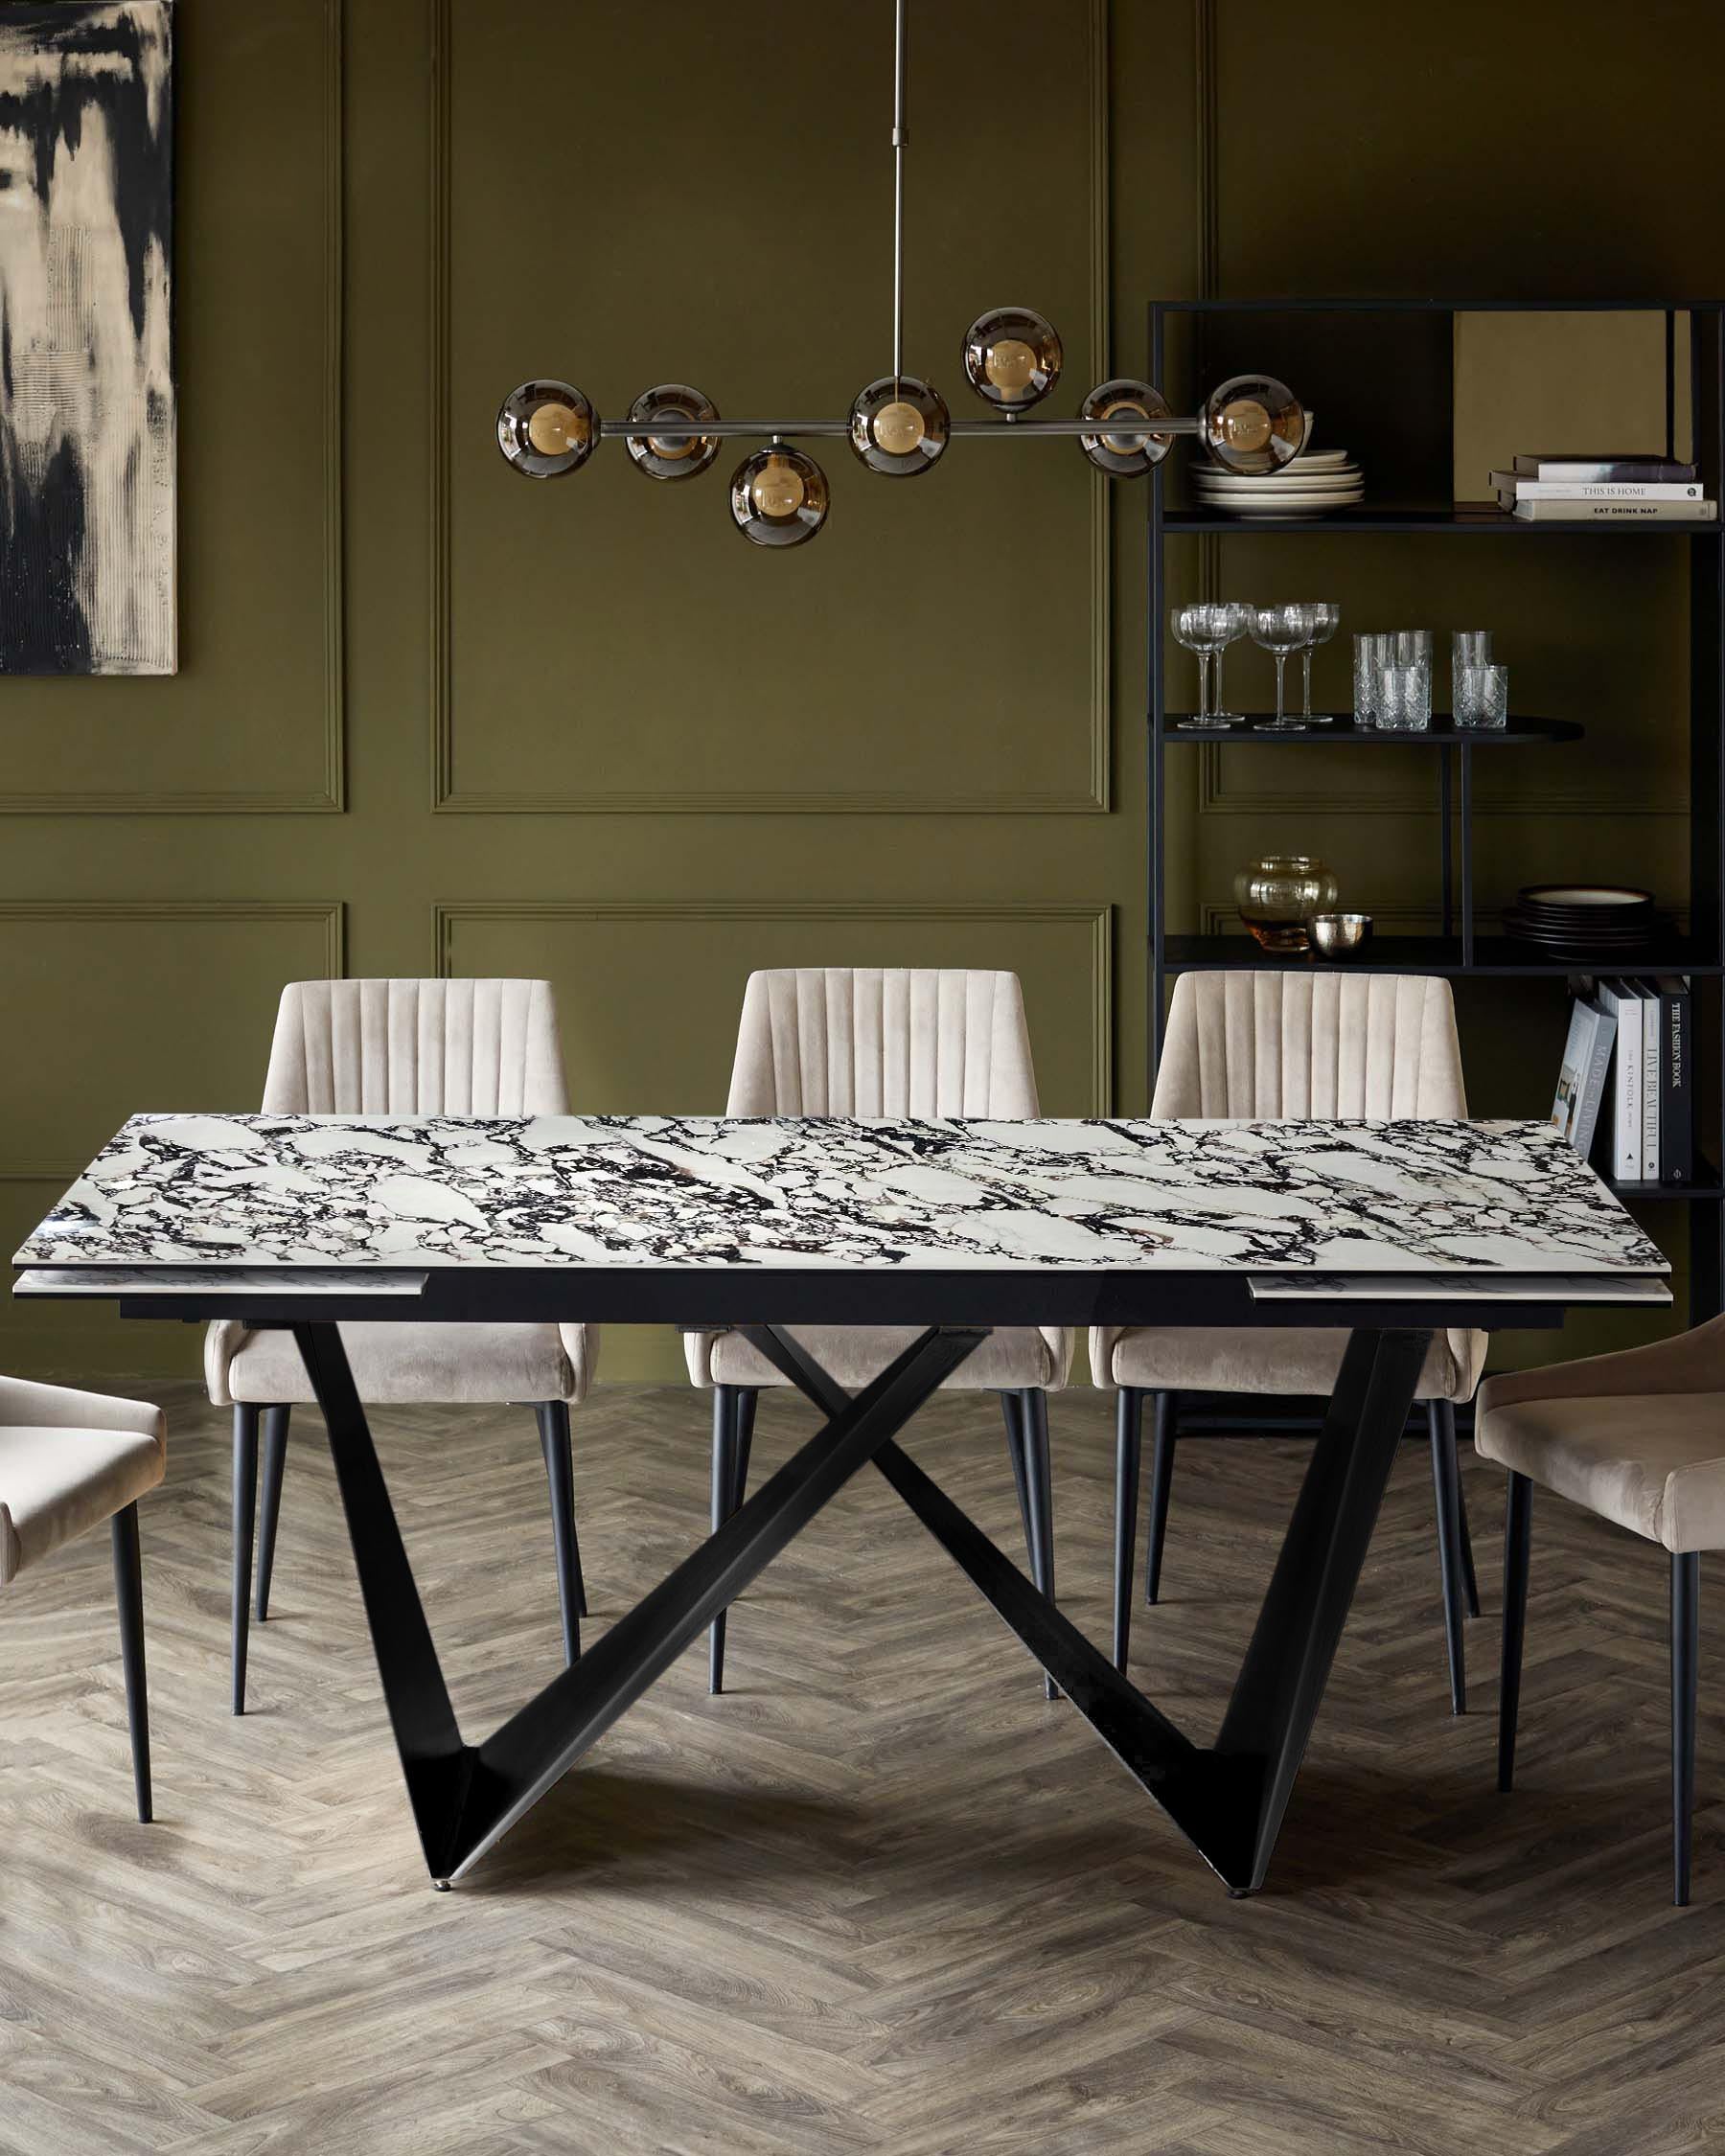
[1209,600,1253,722]
[1296,602,1341,723]
[1170,605,1229,729]
[1249,605,1309,729]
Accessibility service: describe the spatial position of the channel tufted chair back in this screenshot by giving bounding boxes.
[1094,968,1486,1705]
[724,968,1040,1119]
[261,978,569,1118]
[210,975,592,1716]
[1151,970,1466,1121]
[692,964,1071,1697]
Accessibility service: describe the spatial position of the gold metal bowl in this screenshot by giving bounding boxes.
[1307,911,1372,957]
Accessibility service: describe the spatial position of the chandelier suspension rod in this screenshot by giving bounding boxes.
[600,415,1201,442]
[891,0,908,389]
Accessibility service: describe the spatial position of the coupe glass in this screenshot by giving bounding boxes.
[1171,605,1230,729]
[1250,604,1310,729]
[1295,602,1341,723]
[1209,600,1253,721]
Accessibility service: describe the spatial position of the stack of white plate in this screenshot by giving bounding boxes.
[1193,448,1364,517]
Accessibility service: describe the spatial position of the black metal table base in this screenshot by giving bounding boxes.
[291,1317,1430,1895]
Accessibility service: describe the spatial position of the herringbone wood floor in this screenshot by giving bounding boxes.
[3,1379,1724,2154]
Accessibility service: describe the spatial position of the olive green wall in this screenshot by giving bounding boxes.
[1,0,1716,1384]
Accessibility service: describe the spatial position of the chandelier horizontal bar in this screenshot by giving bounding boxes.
[595,415,1202,443]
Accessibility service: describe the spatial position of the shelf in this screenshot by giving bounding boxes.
[1606,1169,1723,1204]
[1469,935,1717,975]
[1162,934,1722,979]
[1157,716,1582,746]
[1162,505,1721,537]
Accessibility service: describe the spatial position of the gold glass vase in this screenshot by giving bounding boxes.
[1233,855,1340,953]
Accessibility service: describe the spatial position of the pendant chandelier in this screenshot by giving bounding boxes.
[495,1,1304,549]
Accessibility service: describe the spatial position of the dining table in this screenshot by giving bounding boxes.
[12,1109,1668,1895]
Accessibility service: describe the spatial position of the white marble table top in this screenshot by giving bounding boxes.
[12,1112,1667,1278]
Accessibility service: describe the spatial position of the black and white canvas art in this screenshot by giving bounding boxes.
[0,2,172,675]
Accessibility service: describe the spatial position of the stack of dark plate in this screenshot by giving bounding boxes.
[1502,884,1666,955]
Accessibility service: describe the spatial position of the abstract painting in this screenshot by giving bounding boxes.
[0,2,172,675]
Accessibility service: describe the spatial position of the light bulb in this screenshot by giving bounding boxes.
[961,309,1063,409]
[751,455,806,517]
[848,376,949,475]
[1218,398,1272,454]
[730,444,828,546]
[984,337,1038,394]
[873,400,927,455]
[527,401,587,458]
[496,379,600,478]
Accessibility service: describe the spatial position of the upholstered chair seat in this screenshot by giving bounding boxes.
[1094,1324,1484,1402]
[690,966,1075,1694]
[209,1320,592,1408]
[1096,971,1485,1710]
[1475,1316,1725,1903]
[0,1378,165,1584]
[1,1375,164,1820]
[690,1324,1071,1394]
[1479,1391,1725,1551]
[208,977,596,1713]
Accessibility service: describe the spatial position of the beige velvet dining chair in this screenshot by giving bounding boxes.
[685,967,1075,1694]
[1,1375,165,1822]
[1476,1317,1725,1905]
[205,978,596,1713]
[1093,970,1486,1709]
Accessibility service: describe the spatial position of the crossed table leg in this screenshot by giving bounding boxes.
[290,1317,1431,1894]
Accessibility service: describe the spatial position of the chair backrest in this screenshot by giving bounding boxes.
[725,969,1041,1116]
[261,979,569,1116]
[1150,972,1467,1120]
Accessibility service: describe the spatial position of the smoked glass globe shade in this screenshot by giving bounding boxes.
[625,383,722,480]
[961,308,1063,409]
[1078,379,1173,477]
[496,379,599,478]
[1201,375,1304,474]
[848,374,949,475]
[729,444,829,546]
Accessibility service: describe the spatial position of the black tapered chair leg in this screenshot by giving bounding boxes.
[1113,1388,1144,1672]
[254,1404,290,1622]
[1144,1391,1176,1608]
[110,1502,150,1823]
[1000,1389,1033,1554]
[231,1403,259,1715]
[707,1387,741,1694]
[536,1402,584,1665]
[1498,1471,1533,1793]
[1673,1551,1699,1907]
[1428,1401,1467,1714]
[1021,1388,1059,1702]
[1450,1407,1482,1618]
[731,1388,757,1513]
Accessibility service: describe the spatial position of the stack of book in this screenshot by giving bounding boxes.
[1552,978,1694,1183]
[1490,453,1716,523]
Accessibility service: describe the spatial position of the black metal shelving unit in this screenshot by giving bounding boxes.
[1147,297,1725,1320]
